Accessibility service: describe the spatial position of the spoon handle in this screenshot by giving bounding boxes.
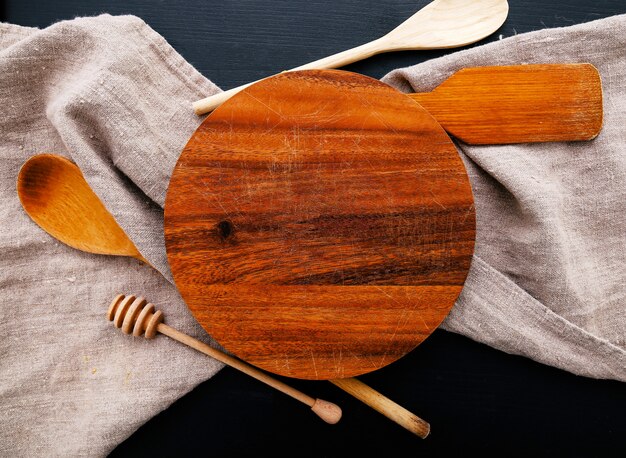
[331,378,430,438]
[108,294,342,424]
[293,39,384,72]
[192,39,383,116]
[192,0,509,115]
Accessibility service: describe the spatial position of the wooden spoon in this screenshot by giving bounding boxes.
[16,153,430,438]
[17,154,148,264]
[192,0,509,114]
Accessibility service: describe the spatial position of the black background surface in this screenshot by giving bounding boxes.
[3,1,626,456]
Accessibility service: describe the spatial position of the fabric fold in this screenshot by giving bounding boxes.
[446,256,626,380]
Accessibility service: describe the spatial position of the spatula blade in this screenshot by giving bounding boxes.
[410,63,602,144]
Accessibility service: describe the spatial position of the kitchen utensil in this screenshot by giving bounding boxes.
[17,153,431,438]
[107,294,342,424]
[17,154,148,264]
[165,70,475,380]
[192,0,509,114]
[197,63,604,144]
[409,63,603,144]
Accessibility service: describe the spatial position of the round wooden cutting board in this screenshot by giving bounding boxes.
[164,70,475,380]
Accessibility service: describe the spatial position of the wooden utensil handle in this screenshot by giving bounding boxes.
[192,40,383,115]
[193,83,253,115]
[157,322,342,424]
[170,316,431,437]
[330,378,430,438]
[292,39,383,72]
[107,294,342,424]
[172,314,431,437]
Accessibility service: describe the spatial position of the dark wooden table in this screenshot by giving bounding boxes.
[4,1,626,456]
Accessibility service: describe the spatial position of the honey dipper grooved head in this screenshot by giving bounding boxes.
[107,294,163,339]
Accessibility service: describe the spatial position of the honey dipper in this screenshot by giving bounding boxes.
[107,293,342,424]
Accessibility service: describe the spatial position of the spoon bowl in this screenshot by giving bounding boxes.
[17,154,146,263]
[382,0,510,50]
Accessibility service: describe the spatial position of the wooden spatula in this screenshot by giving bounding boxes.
[408,63,602,144]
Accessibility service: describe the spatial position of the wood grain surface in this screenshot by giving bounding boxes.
[165,69,475,380]
[410,63,603,144]
[17,154,147,263]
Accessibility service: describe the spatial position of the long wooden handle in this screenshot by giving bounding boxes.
[157,321,341,424]
[193,82,254,115]
[107,294,342,424]
[170,318,430,437]
[108,294,430,436]
[192,40,383,115]
[330,378,430,438]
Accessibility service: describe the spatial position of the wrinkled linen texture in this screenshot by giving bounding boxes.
[382,14,626,381]
[0,16,223,457]
[1,12,625,456]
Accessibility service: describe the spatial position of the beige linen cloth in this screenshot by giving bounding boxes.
[1,13,625,456]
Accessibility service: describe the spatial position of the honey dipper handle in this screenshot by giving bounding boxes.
[330,377,430,438]
[156,321,342,424]
[107,294,341,424]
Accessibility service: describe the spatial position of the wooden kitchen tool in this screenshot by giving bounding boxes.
[17,153,431,438]
[408,63,603,144]
[107,294,342,424]
[193,0,509,114]
[166,70,476,380]
[197,63,603,145]
[17,154,148,265]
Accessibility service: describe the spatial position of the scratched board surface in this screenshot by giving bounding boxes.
[164,70,475,379]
